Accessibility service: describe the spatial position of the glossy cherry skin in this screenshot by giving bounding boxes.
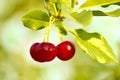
[57,41,75,61]
[30,42,57,62]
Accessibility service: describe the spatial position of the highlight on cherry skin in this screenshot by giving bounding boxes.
[30,42,57,62]
[57,41,75,61]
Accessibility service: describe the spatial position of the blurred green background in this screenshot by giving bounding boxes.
[0,0,120,80]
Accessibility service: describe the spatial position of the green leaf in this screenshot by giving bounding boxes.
[55,0,62,13]
[74,29,118,63]
[22,9,50,30]
[78,0,120,10]
[92,9,120,17]
[105,9,120,17]
[49,0,58,3]
[71,10,92,27]
[92,10,107,16]
[54,21,67,35]
[101,2,120,7]
[71,0,76,8]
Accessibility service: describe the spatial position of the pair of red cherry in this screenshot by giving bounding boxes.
[30,41,75,62]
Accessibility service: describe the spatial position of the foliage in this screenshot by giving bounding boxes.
[22,9,50,30]
[73,29,118,63]
[21,0,120,63]
[1,0,120,80]
[78,0,120,10]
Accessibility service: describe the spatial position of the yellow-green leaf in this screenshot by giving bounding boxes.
[92,9,120,17]
[71,10,92,27]
[105,9,120,17]
[54,21,67,35]
[71,0,76,8]
[78,0,120,10]
[74,29,118,63]
[22,9,50,30]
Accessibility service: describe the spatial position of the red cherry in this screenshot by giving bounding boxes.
[57,41,75,61]
[30,42,57,62]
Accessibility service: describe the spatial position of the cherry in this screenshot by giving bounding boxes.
[57,41,75,61]
[30,42,57,62]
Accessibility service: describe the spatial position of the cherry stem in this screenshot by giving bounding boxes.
[43,16,54,42]
[56,28,64,42]
[68,30,76,35]
[59,33,64,42]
